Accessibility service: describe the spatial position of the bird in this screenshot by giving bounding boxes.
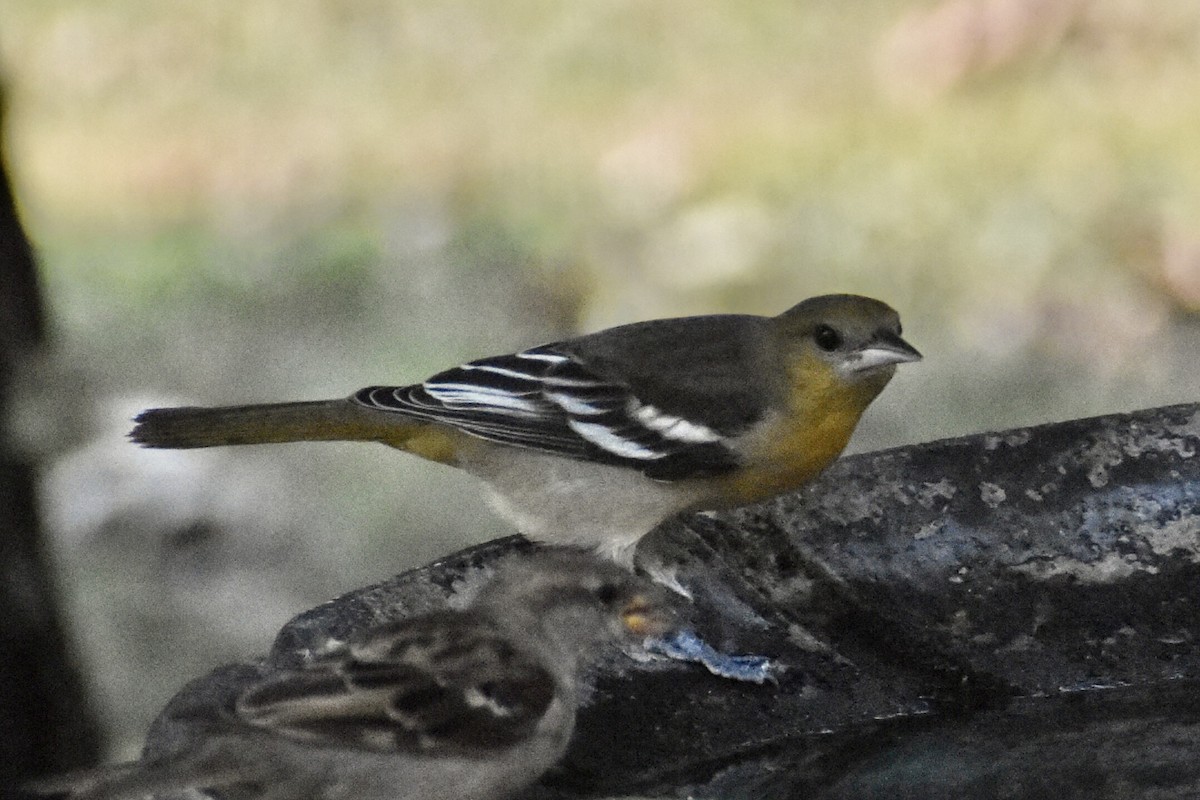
[130,294,920,562]
[24,549,680,800]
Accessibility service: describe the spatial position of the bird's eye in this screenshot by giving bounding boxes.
[595,583,620,605]
[813,324,842,351]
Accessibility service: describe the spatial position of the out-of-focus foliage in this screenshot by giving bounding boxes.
[3,0,1199,758]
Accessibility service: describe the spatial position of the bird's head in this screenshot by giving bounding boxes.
[772,294,922,395]
[478,548,683,652]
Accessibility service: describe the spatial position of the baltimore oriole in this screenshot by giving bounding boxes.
[131,294,921,561]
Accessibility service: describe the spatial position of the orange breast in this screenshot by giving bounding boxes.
[715,353,879,505]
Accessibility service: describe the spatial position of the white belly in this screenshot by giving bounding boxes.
[461,446,706,564]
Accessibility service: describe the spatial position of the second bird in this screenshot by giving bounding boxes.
[132,294,921,561]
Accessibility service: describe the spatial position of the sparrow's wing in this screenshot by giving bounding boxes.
[237,612,557,755]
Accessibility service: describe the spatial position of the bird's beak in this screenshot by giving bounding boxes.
[853,331,923,372]
[621,595,677,638]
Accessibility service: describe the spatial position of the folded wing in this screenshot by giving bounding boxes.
[354,345,744,480]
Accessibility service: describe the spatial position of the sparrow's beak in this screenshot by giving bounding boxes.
[853,331,923,372]
[621,595,677,638]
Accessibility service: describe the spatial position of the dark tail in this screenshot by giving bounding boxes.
[130,399,415,449]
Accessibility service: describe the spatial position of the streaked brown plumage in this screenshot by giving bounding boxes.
[25,549,680,800]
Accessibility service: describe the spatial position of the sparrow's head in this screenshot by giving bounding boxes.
[478,548,682,649]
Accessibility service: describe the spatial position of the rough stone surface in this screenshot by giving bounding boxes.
[143,403,1200,799]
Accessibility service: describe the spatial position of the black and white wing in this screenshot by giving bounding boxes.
[236,612,556,755]
[353,345,743,480]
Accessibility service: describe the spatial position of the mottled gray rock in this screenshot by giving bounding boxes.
[144,403,1200,799]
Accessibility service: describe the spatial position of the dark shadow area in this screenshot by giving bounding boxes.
[0,80,101,795]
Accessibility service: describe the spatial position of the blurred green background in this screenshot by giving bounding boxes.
[3,0,1199,759]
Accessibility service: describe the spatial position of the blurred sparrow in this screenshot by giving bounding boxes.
[26,549,679,800]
